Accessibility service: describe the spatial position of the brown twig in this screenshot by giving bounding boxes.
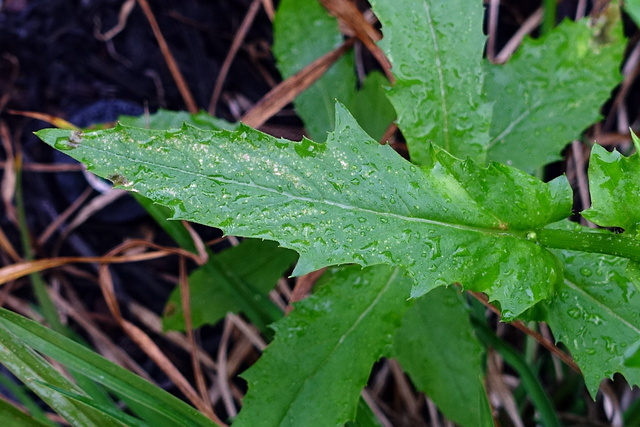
[285,268,326,314]
[7,109,79,129]
[182,220,209,264]
[217,317,237,418]
[49,285,153,381]
[0,162,85,172]
[37,186,93,247]
[97,241,226,425]
[93,0,136,41]
[570,140,596,228]
[0,121,17,226]
[0,54,19,113]
[208,0,263,115]
[318,0,394,83]
[179,257,214,417]
[603,40,640,132]
[260,0,274,21]
[130,301,218,371]
[469,291,582,374]
[486,0,500,62]
[0,239,201,286]
[136,0,198,113]
[242,38,355,128]
[227,313,267,351]
[493,8,543,64]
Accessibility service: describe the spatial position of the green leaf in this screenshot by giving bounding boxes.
[115,111,286,332]
[36,105,572,319]
[346,398,383,427]
[545,246,640,397]
[582,139,640,236]
[0,323,118,427]
[234,265,413,427]
[369,0,491,164]
[0,371,57,426]
[0,308,217,427]
[624,0,640,28]
[275,2,395,142]
[163,238,296,331]
[391,287,492,427]
[119,109,237,131]
[274,0,356,141]
[134,196,286,334]
[0,398,52,427]
[485,14,624,172]
[35,383,148,427]
[351,71,396,142]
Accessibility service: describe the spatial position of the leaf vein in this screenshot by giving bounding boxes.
[84,144,514,236]
[487,100,543,150]
[423,1,450,151]
[563,278,640,335]
[278,266,401,423]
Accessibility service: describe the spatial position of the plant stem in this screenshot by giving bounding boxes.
[542,0,556,35]
[536,228,640,262]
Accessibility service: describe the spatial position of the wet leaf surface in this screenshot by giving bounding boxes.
[37,105,572,319]
[485,16,624,172]
[583,136,640,236]
[235,265,412,427]
[369,0,491,164]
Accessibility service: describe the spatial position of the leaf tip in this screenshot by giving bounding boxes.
[35,128,71,148]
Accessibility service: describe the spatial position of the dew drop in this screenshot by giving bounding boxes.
[586,314,603,325]
[567,307,582,319]
[579,267,593,277]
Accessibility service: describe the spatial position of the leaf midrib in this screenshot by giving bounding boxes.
[487,99,544,150]
[422,1,451,152]
[82,142,519,238]
[278,266,402,425]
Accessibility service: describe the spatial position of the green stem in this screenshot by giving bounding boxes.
[536,228,640,262]
[542,0,556,35]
